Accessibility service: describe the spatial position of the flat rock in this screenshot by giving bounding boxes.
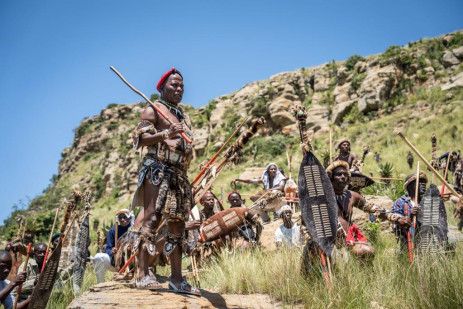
[68,281,281,309]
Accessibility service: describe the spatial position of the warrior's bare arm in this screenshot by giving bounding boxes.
[137,106,184,147]
[17,297,31,309]
[0,272,26,302]
[353,192,410,227]
[185,220,201,230]
[231,178,263,186]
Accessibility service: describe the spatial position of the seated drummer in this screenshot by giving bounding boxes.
[227,191,258,248]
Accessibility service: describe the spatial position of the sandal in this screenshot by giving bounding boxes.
[168,280,201,296]
[135,275,162,290]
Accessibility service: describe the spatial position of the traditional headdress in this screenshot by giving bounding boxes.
[337,138,351,150]
[115,208,135,226]
[227,190,242,201]
[156,67,183,92]
[403,172,428,191]
[326,160,351,183]
[261,163,286,190]
[277,204,293,217]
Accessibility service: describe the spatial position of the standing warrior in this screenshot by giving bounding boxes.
[407,151,414,169]
[333,139,359,171]
[131,68,198,294]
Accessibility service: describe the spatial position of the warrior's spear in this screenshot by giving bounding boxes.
[441,149,451,197]
[41,207,60,272]
[110,66,192,144]
[13,243,32,309]
[191,116,248,186]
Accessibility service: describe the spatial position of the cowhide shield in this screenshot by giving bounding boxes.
[28,241,63,309]
[72,214,90,296]
[298,151,338,256]
[348,172,375,191]
[200,207,248,242]
[416,184,448,253]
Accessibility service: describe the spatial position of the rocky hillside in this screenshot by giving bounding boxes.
[1,30,463,242]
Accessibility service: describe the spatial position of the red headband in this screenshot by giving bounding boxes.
[156,67,182,92]
[227,190,242,201]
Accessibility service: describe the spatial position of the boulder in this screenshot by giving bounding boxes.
[441,72,463,91]
[334,83,351,104]
[358,96,379,113]
[192,126,210,156]
[332,100,356,124]
[453,46,463,60]
[69,281,281,309]
[268,97,297,127]
[442,50,460,68]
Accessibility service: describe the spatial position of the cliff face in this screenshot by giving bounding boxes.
[1,31,463,240]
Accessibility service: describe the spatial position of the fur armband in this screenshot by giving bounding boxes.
[132,120,157,150]
[363,201,382,213]
[385,212,402,223]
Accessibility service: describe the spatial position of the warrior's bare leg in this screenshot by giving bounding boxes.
[138,177,161,281]
[168,221,186,288]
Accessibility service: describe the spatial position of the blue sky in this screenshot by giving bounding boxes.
[1,0,462,224]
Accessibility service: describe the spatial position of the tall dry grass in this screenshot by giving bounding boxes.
[199,234,463,308]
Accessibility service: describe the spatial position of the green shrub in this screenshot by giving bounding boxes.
[345,55,365,71]
[106,103,118,109]
[351,72,366,91]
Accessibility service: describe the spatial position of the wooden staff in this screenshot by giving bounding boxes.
[191,116,248,186]
[41,208,60,272]
[13,243,32,309]
[370,177,403,181]
[115,221,119,250]
[329,129,333,165]
[191,255,201,288]
[404,204,413,263]
[441,150,451,197]
[411,161,420,248]
[118,218,166,274]
[110,66,191,144]
[397,132,462,199]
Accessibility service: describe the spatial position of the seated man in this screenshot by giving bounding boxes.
[93,209,134,283]
[228,191,259,248]
[0,250,29,309]
[326,161,410,258]
[15,243,47,302]
[275,205,303,248]
[392,173,427,250]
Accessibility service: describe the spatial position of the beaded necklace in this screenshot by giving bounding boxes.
[158,99,184,121]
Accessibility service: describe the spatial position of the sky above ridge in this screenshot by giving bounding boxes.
[0,0,462,224]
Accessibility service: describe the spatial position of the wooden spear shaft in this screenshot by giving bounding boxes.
[115,220,119,249]
[41,207,60,272]
[441,150,451,197]
[411,161,420,250]
[13,243,32,309]
[370,177,403,181]
[329,129,333,165]
[397,132,462,199]
[109,66,191,144]
[191,116,248,186]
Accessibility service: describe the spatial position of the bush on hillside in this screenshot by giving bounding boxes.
[345,54,365,71]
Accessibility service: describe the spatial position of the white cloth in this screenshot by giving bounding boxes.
[274,223,302,247]
[93,253,116,283]
[0,280,14,309]
[261,163,286,190]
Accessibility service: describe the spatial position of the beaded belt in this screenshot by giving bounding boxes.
[147,148,184,166]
